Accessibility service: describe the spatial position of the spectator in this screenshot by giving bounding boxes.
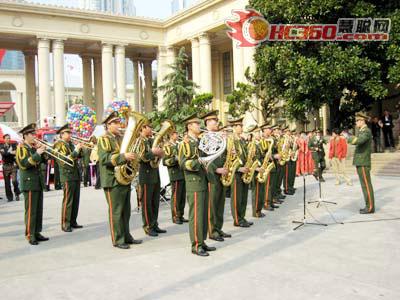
[370,117,383,153]
[0,134,21,201]
[329,129,352,185]
[381,110,395,149]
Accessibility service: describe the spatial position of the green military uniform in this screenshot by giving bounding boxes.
[284,132,297,195]
[349,113,375,213]
[82,147,92,186]
[229,118,250,227]
[54,124,82,231]
[139,137,161,234]
[200,110,229,240]
[163,140,186,223]
[273,133,286,200]
[308,131,326,180]
[97,112,136,248]
[251,138,264,217]
[178,126,209,253]
[287,132,298,194]
[15,124,46,245]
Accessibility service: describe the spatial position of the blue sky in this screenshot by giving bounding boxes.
[28,0,197,19]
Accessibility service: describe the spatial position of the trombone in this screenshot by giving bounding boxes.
[71,136,94,150]
[33,138,75,167]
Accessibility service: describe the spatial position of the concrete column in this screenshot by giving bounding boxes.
[115,45,126,100]
[143,60,153,113]
[157,46,167,110]
[23,51,37,124]
[190,37,200,89]
[130,58,140,111]
[53,39,65,126]
[81,55,93,107]
[322,104,330,135]
[232,40,244,87]
[211,50,220,109]
[37,38,51,125]
[93,56,104,123]
[138,61,143,112]
[199,33,212,93]
[166,46,176,71]
[101,43,114,105]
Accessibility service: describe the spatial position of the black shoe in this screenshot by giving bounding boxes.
[154,227,167,234]
[126,238,143,245]
[210,236,224,242]
[274,199,283,204]
[29,240,39,245]
[173,219,183,225]
[180,217,189,223]
[7,198,13,202]
[220,231,232,238]
[259,212,266,218]
[114,244,130,249]
[36,233,49,241]
[202,244,216,251]
[245,220,254,226]
[272,204,279,208]
[238,222,250,228]
[360,208,374,214]
[265,206,274,211]
[62,228,72,232]
[192,248,209,257]
[71,224,83,229]
[146,229,158,237]
[278,194,286,200]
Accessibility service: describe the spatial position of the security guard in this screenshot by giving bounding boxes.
[163,129,187,224]
[230,117,253,227]
[348,112,375,214]
[98,111,142,249]
[178,114,215,257]
[308,129,326,182]
[201,110,231,241]
[16,123,49,245]
[139,120,166,237]
[54,124,83,232]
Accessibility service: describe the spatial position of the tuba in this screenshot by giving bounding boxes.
[114,111,147,185]
[150,120,175,168]
[242,140,260,184]
[256,137,275,183]
[221,136,242,187]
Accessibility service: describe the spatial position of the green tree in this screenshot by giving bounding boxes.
[148,47,213,132]
[245,0,400,129]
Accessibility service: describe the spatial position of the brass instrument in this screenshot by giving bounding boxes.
[114,110,147,186]
[291,136,299,161]
[198,130,227,170]
[71,136,94,150]
[242,140,260,184]
[256,137,275,183]
[221,136,242,187]
[150,120,175,168]
[278,134,290,166]
[34,138,75,167]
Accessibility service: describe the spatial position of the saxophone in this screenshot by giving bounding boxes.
[221,136,242,187]
[291,136,299,161]
[242,140,260,184]
[256,137,275,183]
[115,111,147,186]
[278,134,290,166]
[149,120,175,168]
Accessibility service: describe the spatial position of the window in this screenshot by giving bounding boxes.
[222,52,232,94]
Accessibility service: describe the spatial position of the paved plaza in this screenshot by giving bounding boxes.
[0,173,400,300]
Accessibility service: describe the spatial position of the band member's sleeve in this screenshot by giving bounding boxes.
[178,141,201,172]
[16,145,41,169]
[140,139,155,162]
[163,144,177,167]
[98,136,126,167]
[349,131,370,146]
[53,142,71,166]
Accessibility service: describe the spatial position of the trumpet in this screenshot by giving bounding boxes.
[71,136,94,149]
[33,138,74,167]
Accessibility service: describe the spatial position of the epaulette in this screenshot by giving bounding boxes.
[98,135,111,152]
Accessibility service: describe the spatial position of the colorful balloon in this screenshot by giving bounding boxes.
[66,104,97,139]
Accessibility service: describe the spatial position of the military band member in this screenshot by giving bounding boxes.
[347,112,375,214]
[16,123,49,245]
[273,126,286,203]
[98,112,142,249]
[260,124,279,211]
[178,114,215,256]
[139,120,166,237]
[247,125,265,217]
[54,124,83,232]
[284,129,297,195]
[308,129,326,182]
[163,130,187,224]
[201,110,231,241]
[230,117,253,228]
